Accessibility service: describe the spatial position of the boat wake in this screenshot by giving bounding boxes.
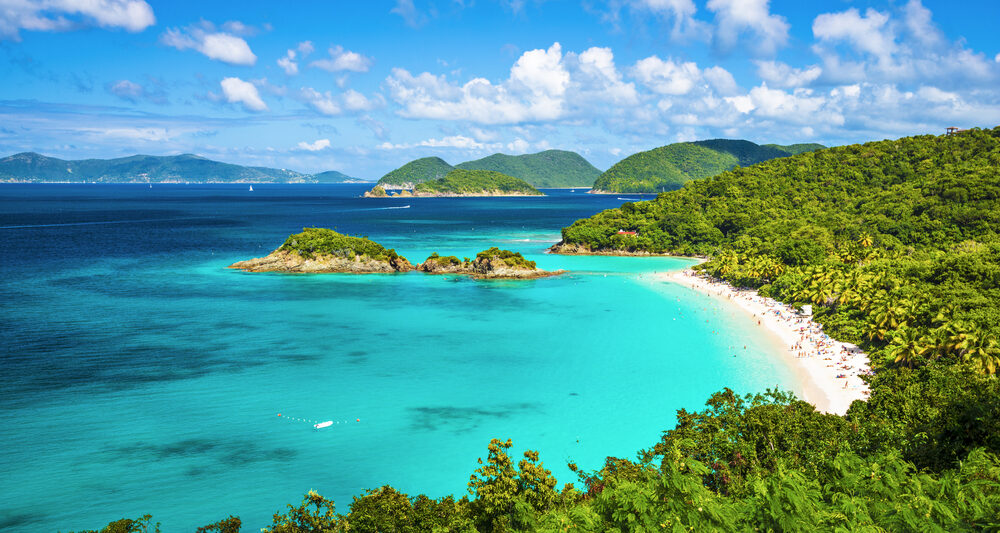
[617,197,641,201]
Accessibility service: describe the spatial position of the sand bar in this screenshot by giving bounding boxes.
[658,268,870,415]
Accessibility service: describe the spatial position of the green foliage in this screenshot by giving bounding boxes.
[67,514,161,533]
[264,490,338,533]
[456,150,601,188]
[278,227,402,262]
[414,169,542,196]
[195,516,241,533]
[475,247,536,269]
[467,438,559,532]
[591,138,824,193]
[312,170,362,183]
[0,152,313,183]
[377,156,455,187]
[424,252,464,267]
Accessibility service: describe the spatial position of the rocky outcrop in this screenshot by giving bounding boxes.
[548,242,676,256]
[363,186,388,198]
[417,252,564,279]
[229,250,413,273]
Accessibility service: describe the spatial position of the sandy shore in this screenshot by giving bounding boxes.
[658,269,870,415]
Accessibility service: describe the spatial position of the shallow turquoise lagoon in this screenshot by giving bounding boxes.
[0,185,796,531]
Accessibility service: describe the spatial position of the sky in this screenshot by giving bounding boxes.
[1,0,999,179]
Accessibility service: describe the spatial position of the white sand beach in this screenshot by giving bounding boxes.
[659,268,871,415]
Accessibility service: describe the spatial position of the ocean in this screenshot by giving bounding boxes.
[0,184,797,531]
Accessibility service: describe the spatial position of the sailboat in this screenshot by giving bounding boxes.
[249,185,254,192]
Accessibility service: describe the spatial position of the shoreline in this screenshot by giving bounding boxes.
[659,268,870,415]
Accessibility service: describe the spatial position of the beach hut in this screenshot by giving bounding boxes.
[616,230,637,236]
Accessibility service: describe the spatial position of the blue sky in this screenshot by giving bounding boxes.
[1,0,998,178]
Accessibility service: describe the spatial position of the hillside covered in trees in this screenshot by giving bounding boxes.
[590,139,825,193]
[412,169,543,196]
[0,152,320,183]
[456,150,601,188]
[376,156,455,188]
[78,130,1000,532]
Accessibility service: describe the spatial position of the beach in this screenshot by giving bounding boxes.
[659,268,871,415]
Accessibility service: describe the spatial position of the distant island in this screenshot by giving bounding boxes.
[590,139,825,193]
[229,228,413,273]
[418,248,564,279]
[0,152,366,183]
[375,150,601,189]
[365,169,543,197]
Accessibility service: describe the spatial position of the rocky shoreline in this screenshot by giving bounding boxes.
[417,254,564,279]
[547,241,700,257]
[228,250,414,273]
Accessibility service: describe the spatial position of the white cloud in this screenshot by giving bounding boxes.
[220,77,267,112]
[277,50,298,75]
[387,42,570,124]
[391,0,426,28]
[813,8,895,63]
[703,66,739,95]
[633,56,702,95]
[298,139,331,151]
[310,45,373,73]
[298,41,315,55]
[343,89,377,111]
[572,47,639,105]
[378,135,484,150]
[629,0,707,41]
[84,127,171,141]
[755,61,822,88]
[903,0,943,48]
[161,22,256,66]
[108,79,143,102]
[707,0,789,56]
[0,0,155,40]
[299,87,341,116]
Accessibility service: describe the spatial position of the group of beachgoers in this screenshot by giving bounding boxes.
[666,269,872,413]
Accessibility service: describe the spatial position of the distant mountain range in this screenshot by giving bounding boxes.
[0,152,366,183]
[376,150,602,189]
[591,139,826,193]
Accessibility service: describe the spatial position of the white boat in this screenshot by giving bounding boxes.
[313,420,333,429]
[249,185,254,191]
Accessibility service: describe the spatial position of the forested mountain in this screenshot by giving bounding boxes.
[375,156,455,188]
[456,149,601,187]
[591,139,825,193]
[312,170,367,183]
[412,168,542,196]
[0,152,321,183]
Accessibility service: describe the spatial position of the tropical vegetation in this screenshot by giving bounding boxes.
[456,150,602,188]
[376,156,455,187]
[78,129,1000,531]
[414,169,542,196]
[475,247,537,269]
[591,139,824,193]
[278,227,403,263]
[0,152,317,183]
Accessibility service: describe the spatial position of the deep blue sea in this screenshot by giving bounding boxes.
[0,184,797,532]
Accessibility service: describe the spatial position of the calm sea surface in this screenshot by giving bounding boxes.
[0,184,797,532]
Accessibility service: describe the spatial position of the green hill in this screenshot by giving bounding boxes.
[591,139,825,193]
[0,152,315,183]
[376,156,454,188]
[456,149,601,188]
[312,170,366,183]
[413,169,542,196]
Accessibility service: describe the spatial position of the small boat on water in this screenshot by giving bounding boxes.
[314,420,333,429]
[249,185,254,191]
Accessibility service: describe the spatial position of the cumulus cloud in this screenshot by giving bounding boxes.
[277,41,315,76]
[0,0,155,40]
[755,61,822,88]
[310,45,373,73]
[707,0,789,56]
[220,77,267,112]
[391,0,427,28]
[813,7,895,65]
[297,139,331,151]
[633,56,702,95]
[377,135,542,154]
[629,0,707,41]
[161,22,257,66]
[108,79,143,102]
[106,77,167,104]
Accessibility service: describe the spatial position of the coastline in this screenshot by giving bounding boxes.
[658,268,870,416]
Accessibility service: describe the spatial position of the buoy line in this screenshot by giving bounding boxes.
[277,413,361,429]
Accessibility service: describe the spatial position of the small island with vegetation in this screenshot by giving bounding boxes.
[228,227,413,273]
[365,169,543,198]
[418,248,564,279]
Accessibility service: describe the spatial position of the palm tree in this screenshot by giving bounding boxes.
[858,233,874,248]
[886,327,925,368]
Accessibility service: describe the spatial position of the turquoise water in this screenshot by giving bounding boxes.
[0,184,796,531]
